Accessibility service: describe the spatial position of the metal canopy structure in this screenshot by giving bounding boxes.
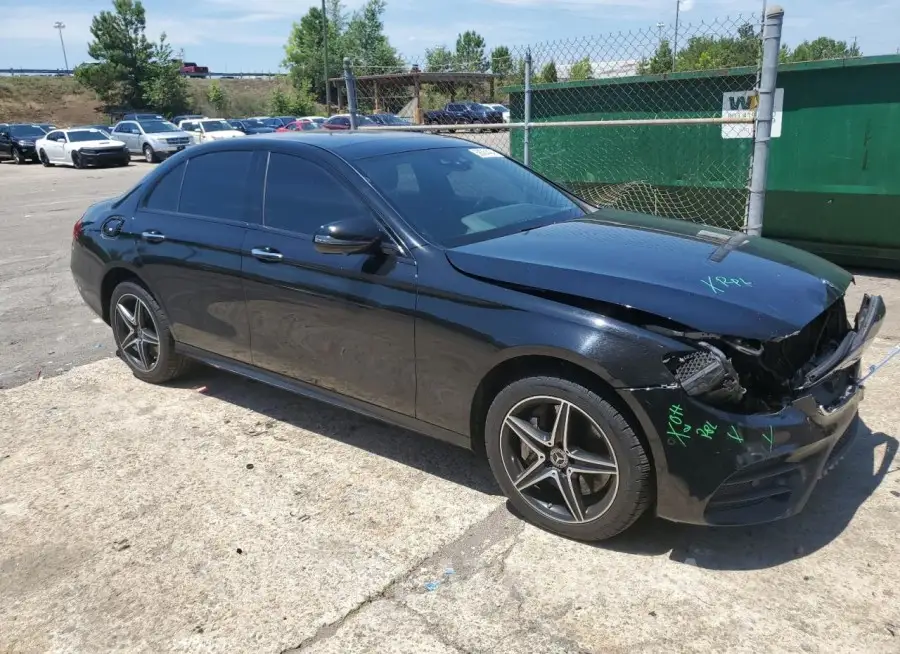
[327,70,498,119]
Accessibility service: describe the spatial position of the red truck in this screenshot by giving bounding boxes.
[178,61,209,78]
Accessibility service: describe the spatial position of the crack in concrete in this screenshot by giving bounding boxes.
[280,504,515,653]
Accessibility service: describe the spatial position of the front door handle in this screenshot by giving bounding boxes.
[251,247,284,262]
[142,230,166,243]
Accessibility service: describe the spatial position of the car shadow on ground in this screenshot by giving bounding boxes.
[175,366,896,571]
[595,420,898,570]
[177,365,500,496]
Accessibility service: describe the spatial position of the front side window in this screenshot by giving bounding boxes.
[355,147,585,247]
[45,131,63,141]
[264,153,368,234]
[179,151,257,222]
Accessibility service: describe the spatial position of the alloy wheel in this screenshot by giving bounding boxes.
[143,145,154,163]
[500,396,619,524]
[113,294,161,373]
[12,148,23,164]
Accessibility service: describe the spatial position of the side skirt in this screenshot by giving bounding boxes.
[175,343,472,451]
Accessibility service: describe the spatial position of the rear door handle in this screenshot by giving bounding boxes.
[251,247,284,262]
[142,230,166,243]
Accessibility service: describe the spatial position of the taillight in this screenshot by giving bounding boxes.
[73,217,84,240]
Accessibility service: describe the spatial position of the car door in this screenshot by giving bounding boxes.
[112,123,135,152]
[0,128,11,158]
[242,149,418,415]
[130,150,264,363]
[44,131,66,161]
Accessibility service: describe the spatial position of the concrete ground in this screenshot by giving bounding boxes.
[1,161,899,654]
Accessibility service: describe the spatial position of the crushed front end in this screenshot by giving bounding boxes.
[621,293,886,527]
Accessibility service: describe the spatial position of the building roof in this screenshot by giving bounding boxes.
[328,71,497,86]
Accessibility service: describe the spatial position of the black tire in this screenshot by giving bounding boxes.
[485,375,652,541]
[109,281,191,384]
[11,147,25,165]
[71,151,84,169]
[143,144,158,163]
[39,149,54,167]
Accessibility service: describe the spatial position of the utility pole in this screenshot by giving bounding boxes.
[53,21,69,73]
[672,1,680,70]
[322,0,331,115]
[656,22,664,47]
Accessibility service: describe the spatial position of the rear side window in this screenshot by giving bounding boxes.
[144,162,186,212]
[179,151,259,222]
[264,153,368,234]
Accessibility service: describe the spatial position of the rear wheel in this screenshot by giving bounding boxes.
[39,150,54,167]
[110,281,191,384]
[485,375,652,541]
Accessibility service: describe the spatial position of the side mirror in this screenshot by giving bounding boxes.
[314,217,383,255]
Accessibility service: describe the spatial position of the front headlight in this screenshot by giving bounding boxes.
[665,344,745,405]
[17,140,30,146]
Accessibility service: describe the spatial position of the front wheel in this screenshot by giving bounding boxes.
[39,150,54,167]
[485,375,652,541]
[110,281,191,384]
[71,151,84,169]
[143,144,158,163]
[11,147,25,165]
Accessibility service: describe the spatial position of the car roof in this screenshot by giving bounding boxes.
[243,131,473,160]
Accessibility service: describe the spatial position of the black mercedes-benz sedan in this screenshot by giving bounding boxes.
[70,132,885,541]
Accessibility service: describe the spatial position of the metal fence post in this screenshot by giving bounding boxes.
[746,5,783,236]
[343,57,358,130]
[523,48,532,167]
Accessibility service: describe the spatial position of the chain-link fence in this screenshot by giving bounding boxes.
[341,11,783,231]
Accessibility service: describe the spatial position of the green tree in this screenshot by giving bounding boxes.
[538,60,558,83]
[490,45,513,78]
[425,46,454,72]
[455,30,488,72]
[676,23,759,71]
[142,34,189,116]
[786,37,861,62]
[568,56,593,80]
[206,80,228,115]
[269,82,316,116]
[283,4,342,103]
[75,0,155,108]
[343,0,403,73]
[637,39,674,75]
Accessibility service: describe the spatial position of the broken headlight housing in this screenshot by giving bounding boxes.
[665,343,745,406]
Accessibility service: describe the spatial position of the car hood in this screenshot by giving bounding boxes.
[445,209,854,341]
[74,139,126,148]
[206,131,244,139]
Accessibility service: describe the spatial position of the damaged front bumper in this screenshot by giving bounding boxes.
[620,294,886,527]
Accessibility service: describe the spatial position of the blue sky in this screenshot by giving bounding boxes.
[1,0,896,73]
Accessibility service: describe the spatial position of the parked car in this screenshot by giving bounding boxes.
[368,113,412,126]
[178,118,245,144]
[483,103,510,123]
[297,116,327,126]
[110,119,193,163]
[423,102,504,128]
[276,120,320,132]
[227,119,276,135]
[122,113,164,121]
[0,123,47,163]
[171,114,205,126]
[36,128,130,168]
[322,114,376,130]
[69,132,884,541]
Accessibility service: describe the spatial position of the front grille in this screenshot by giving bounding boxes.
[165,137,190,145]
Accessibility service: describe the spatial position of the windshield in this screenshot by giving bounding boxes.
[380,115,409,125]
[261,118,282,127]
[9,125,47,138]
[242,119,267,128]
[67,130,109,142]
[201,120,232,132]
[356,147,585,247]
[140,120,179,133]
[355,115,376,126]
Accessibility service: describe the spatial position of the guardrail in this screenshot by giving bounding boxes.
[0,68,284,79]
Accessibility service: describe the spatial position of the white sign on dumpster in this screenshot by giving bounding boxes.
[721,88,783,139]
